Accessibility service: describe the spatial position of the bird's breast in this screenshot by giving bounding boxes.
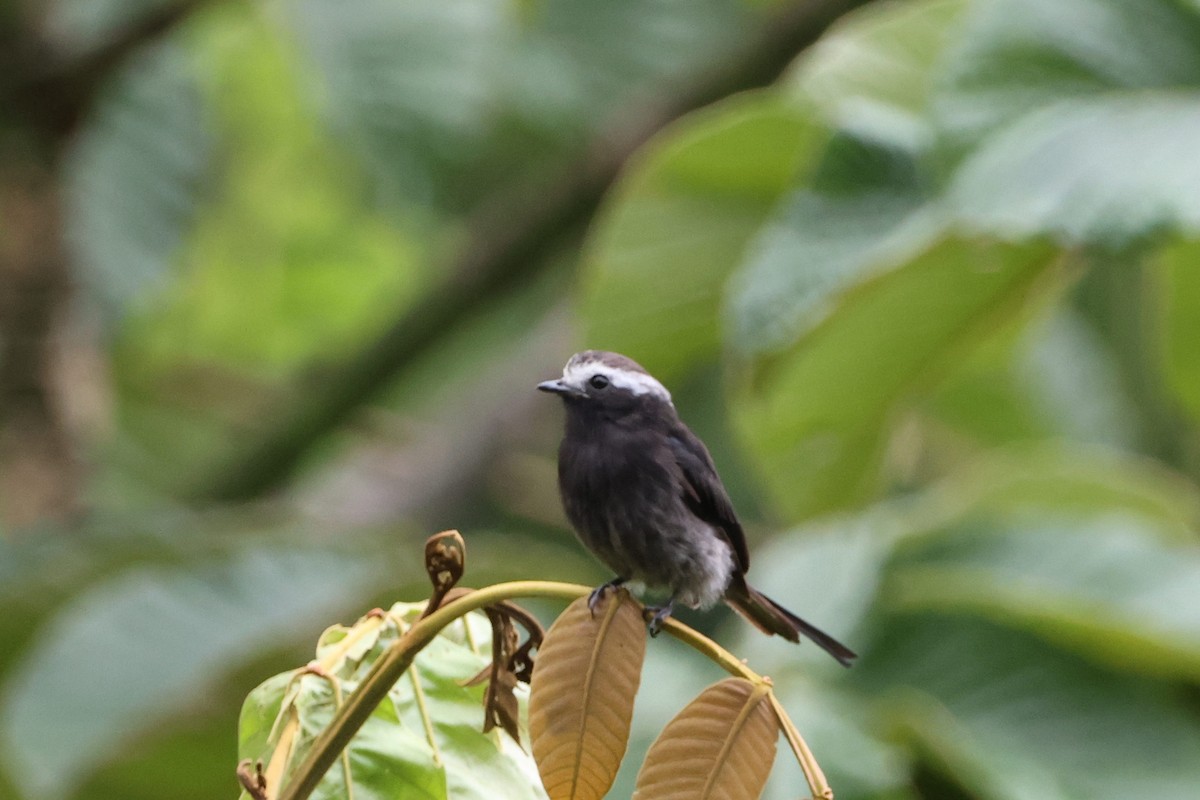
[556,430,733,607]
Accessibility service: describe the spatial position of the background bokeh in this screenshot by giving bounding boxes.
[3,0,1200,798]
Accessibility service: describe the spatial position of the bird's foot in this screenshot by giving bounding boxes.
[644,599,675,638]
[588,577,626,616]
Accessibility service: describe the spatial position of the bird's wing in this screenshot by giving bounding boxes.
[667,425,750,573]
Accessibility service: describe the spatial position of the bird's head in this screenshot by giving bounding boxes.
[537,350,673,419]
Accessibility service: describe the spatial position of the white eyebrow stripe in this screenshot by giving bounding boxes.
[562,361,672,402]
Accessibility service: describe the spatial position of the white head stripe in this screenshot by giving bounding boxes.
[561,359,672,403]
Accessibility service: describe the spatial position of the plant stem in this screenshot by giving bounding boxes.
[659,618,831,800]
[769,693,833,800]
[276,581,592,800]
[656,616,764,682]
[275,580,830,800]
[407,666,441,766]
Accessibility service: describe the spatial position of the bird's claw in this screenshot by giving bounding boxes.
[588,578,626,617]
[586,587,607,616]
[644,600,675,638]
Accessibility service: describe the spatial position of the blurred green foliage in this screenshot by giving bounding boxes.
[3,0,1200,798]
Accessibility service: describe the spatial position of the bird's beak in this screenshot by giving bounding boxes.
[537,379,572,396]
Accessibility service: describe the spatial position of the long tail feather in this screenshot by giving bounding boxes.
[724,580,857,667]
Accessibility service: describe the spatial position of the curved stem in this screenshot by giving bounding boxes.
[659,618,830,799]
[657,616,765,682]
[275,580,828,800]
[408,666,440,766]
[276,581,591,800]
[768,692,832,800]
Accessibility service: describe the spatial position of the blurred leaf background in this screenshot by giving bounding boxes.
[2,0,1200,798]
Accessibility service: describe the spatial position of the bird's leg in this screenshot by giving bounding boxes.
[644,597,675,638]
[588,577,627,616]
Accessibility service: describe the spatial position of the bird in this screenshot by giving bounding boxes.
[537,350,856,667]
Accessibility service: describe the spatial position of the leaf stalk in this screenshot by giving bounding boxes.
[274,580,830,800]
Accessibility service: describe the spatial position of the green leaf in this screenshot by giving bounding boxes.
[1159,238,1200,424]
[102,5,431,492]
[920,444,1200,541]
[723,450,1200,797]
[125,6,424,376]
[888,516,1200,681]
[0,544,383,800]
[288,0,511,205]
[853,616,1200,800]
[724,134,938,355]
[238,672,293,767]
[790,0,968,152]
[731,236,1070,521]
[920,301,1138,451]
[933,0,1200,145]
[765,681,913,800]
[579,91,832,380]
[289,675,449,800]
[287,0,749,207]
[720,0,969,357]
[1011,306,1137,447]
[63,41,212,318]
[929,1,1200,244]
[947,95,1200,244]
[397,622,546,799]
[528,0,748,122]
[241,604,546,800]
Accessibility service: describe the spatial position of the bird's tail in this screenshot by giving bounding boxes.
[724,578,857,667]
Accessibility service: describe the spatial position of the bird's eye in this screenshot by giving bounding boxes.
[589,374,609,390]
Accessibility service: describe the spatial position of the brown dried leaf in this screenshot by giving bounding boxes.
[486,668,521,742]
[481,607,523,742]
[529,590,646,800]
[235,759,267,800]
[510,636,537,683]
[633,678,778,800]
[462,662,492,688]
[488,601,545,679]
[469,599,545,741]
[422,530,466,616]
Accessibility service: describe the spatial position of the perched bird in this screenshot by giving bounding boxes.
[538,350,856,667]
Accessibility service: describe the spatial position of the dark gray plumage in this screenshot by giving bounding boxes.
[538,350,856,666]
